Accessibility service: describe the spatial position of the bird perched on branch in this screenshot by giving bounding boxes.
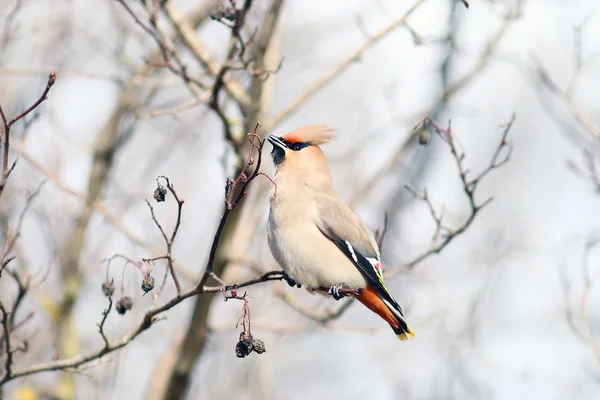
[266,125,414,340]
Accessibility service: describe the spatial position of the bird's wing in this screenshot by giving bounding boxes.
[314,192,405,316]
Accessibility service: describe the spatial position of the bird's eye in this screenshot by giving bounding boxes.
[292,143,303,151]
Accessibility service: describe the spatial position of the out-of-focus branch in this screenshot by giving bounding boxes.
[534,57,600,138]
[264,0,426,131]
[137,98,204,120]
[0,67,182,87]
[0,302,13,382]
[163,2,252,111]
[388,114,515,277]
[441,10,517,102]
[561,234,600,372]
[350,6,519,208]
[0,0,22,48]
[208,0,255,153]
[0,72,55,199]
[8,141,198,281]
[567,150,600,193]
[579,237,600,370]
[275,289,355,324]
[244,0,284,134]
[117,0,208,94]
[54,5,216,397]
[0,181,45,279]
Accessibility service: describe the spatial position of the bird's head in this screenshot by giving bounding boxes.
[267,125,337,167]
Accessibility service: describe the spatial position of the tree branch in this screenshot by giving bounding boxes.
[0,72,55,198]
[163,2,252,111]
[388,114,515,277]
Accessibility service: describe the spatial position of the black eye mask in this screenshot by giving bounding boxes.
[281,139,309,151]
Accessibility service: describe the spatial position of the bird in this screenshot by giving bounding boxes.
[266,125,414,341]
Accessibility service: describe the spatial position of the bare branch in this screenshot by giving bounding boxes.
[0,72,55,198]
[97,295,113,349]
[144,176,184,293]
[10,141,198,282]
[349,6,520,208]
[163,2,252,110]
[3,180,46,258]
[534,57,600,138]
[388,114,515,277]
[199,122,269,289]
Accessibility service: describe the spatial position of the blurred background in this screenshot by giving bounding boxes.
[1,0,600,399]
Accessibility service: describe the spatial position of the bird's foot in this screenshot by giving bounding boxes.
[282,272,301,288]
[328,285,344,300]
[326,286,363,300]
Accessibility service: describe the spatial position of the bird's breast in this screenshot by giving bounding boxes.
[267,191,366,290]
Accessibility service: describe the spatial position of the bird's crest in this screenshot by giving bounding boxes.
[281,125,337,145]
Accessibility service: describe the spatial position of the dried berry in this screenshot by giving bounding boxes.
[417,129,430,145]
[141,275,155,295]
[101,279,115,297]
[235,332,254,358]
[115,296,133,315]
[252,338,266,354]
[154,184,167,202]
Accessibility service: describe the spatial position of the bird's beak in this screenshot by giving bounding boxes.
[267,135,287,149]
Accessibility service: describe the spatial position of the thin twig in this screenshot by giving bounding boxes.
[97,294,113,349]
[199,122,267,289]
[3,180,46,258]
[0,124,283,384]
[387,114,515,277]
[163,2,252,110]
[10,142,198,282]
[145,176,184,293]
[0,72,55,198]
[534,57,600,138]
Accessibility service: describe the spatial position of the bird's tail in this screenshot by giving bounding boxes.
[354,285,415,341]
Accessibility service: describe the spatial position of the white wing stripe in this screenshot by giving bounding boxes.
[345,240,358,262]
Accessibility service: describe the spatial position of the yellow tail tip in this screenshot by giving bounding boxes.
[397,327,415,341]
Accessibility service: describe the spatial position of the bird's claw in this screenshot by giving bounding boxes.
[328,285,346,300]
[327,286,364,300]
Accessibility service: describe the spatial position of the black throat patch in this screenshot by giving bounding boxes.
[270,145,285,165]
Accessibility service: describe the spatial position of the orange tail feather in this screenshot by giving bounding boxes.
[354,285,414,341]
